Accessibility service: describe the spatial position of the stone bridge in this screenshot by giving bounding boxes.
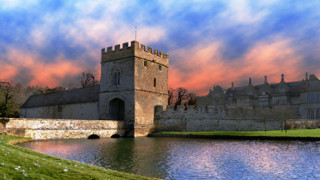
[4,118,126,140]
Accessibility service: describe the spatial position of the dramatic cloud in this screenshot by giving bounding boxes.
[0,48,83,87]
[1,0,320,95]
[169,37,305,95]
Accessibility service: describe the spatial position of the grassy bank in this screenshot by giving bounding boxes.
[151,129,320,140]
[0,135,155,180]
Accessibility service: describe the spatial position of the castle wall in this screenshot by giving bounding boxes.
[20,102,99,120]
[154,105,299,132]
[134,91,167,137]
[4,118,125,139]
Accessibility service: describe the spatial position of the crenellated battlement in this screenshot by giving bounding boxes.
[154,104,299,121]
[101,41,169,64]
[154,104,300,132]
[155,105,226,119]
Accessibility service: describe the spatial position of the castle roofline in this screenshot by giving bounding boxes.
[101,41,169,66]
[21,85,100,108]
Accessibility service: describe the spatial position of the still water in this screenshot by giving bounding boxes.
[19,138,320,179]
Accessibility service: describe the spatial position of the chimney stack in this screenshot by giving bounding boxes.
[264,76,268,84]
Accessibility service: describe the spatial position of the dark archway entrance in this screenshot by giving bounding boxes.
[109,98,125,120]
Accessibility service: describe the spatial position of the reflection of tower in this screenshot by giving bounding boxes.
[96,138,171,179]
[99,41,169,137]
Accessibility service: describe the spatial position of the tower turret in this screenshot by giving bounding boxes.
[99,41,169,137]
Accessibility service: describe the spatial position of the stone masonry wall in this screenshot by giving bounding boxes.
[5,118,125,139]
[155,105,299,132]
[134,91,167,136]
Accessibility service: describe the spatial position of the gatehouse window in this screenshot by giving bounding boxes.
[154,78,156,87]
[113,71,120,85]
[144,60,147,66]
[159,65,162,71]
[111,66,121,86]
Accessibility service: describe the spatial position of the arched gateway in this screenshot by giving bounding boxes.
[109,98,125,120]
[99,41,169,137]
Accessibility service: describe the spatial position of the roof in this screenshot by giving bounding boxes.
[225,80,305,96]
[21,85,100,108]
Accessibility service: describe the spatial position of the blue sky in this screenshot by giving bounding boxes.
[0,0,320,94]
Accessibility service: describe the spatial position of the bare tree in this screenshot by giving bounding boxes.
[174,87,189,108]
[168,88,175,105]
[266,105,299,132]
[80,72,98,88]
[187,93,197,106]
[0,81,17,117]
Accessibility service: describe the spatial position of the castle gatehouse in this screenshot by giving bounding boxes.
[19,41,169,137]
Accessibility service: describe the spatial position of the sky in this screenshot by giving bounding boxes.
[0,0,320,95]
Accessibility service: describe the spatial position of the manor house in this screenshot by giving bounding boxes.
[197,73,320,120]
[20,41,169,137]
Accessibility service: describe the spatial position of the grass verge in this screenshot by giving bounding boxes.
[0,134,156,180]
[150,129,320,140]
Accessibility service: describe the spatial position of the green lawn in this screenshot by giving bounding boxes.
[0,135,156,180]
[152,129,320,138]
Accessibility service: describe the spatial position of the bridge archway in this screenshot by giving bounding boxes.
[88,134,100,139]
[109,98,125,120]
[111,134,120,138]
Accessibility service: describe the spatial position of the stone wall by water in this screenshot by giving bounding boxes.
[154,105,300,131]
[4,118,125,139]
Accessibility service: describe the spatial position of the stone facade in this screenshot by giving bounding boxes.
[5,118,125,139]
[198,73,320,120]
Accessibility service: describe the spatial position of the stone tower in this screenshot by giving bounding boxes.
[99,41,169,137]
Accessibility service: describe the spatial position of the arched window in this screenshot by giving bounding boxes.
[112,67,121,86]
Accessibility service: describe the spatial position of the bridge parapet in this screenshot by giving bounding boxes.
[4,118,126,140]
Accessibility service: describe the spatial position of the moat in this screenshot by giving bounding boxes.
[19,138,320,179]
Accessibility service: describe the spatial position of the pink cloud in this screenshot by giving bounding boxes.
[2,49,84,88]
[169,37,306,95]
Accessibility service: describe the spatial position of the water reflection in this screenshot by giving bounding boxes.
[20,138,320,179]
